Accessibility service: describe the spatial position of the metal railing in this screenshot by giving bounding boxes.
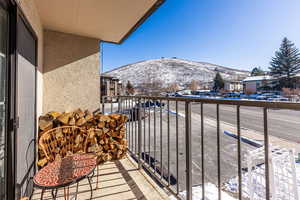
[101,95,300,200]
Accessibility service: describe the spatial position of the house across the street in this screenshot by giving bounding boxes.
[242,75,275,93]
[224,80,243,92]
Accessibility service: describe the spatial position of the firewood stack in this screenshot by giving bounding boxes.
[38,109,128,167]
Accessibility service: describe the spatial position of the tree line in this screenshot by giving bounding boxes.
[214,37,300,91]
[250,37,300,89]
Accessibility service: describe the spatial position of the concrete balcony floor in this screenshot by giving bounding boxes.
[31,155,169,200]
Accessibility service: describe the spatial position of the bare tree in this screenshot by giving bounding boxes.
[167,82,180,93]
[139,69,164,96]
[188,80,199,91]
[282,88,300,97]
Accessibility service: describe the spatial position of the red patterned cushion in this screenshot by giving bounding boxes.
[34,154,96,188]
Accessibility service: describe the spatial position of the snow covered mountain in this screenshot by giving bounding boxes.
[104,58,249,86]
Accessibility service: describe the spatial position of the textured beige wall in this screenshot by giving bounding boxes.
[43,30,100,113]
[16,0,44,116]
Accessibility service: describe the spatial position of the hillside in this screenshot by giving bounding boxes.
[105,58,249,86]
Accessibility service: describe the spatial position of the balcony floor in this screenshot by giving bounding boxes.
[31,155,169,200]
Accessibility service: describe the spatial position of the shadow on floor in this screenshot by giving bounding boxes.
[31,159,148,200]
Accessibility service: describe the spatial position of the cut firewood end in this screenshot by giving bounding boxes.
[37,109,128,167]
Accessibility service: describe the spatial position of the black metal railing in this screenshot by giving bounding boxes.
[101,95,300,200]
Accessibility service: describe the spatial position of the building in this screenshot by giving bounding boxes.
[0,0,164,199]
[100,75,124,101]
[199,81,214,90]
[242,75,276,93]
[224,80,243,92]
[0,1,287,200]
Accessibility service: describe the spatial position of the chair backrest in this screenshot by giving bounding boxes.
[39,126,86,162]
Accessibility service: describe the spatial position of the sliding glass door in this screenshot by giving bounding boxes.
[0,4,8,200]
[0,3,37,199]
[15,14,37,198]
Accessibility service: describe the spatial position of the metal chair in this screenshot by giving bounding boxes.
[39,126,86,162]
[38,126,89,199]
[38,126,103,198]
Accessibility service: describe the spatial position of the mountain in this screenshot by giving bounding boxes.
[104,58,249,87]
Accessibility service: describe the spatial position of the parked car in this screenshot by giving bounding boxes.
[223,92,241,98]
[166,93,175,97]
[191,90,210,96]
[256,93,277,100]
[119,107,148,122]
[268,97,289,102]
[174,93,182,97]
[248,94,260,99]
[223,92,240,99]
[208,91,219,96]
[136,100,165,108]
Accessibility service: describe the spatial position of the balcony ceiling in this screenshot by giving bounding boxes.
[34,0,164,43]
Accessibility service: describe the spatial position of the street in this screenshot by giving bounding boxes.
[176,102,300,143]
[126,103,254,191]
[122,100,300,192]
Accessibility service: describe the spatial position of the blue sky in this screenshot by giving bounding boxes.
[102,0,300,72]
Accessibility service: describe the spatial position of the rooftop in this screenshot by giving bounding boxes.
[243,75,274,82]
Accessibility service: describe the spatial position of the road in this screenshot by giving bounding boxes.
[173,102,300,143]
[120,100,300,192]
[126,106,255,192]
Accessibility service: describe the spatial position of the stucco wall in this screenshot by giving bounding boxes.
[16,0,44,116]
[43,30,100,113]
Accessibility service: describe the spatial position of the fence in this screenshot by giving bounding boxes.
[101,95,300,200]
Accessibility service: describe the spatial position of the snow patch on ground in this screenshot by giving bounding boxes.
[224,162,300,200]
[169,183,236,200]
[168,109,185,117]
[169,162,300,200]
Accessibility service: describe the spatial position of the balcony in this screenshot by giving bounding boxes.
[31,156,169,200]
[29,95,300,200]
[101,96,300,200]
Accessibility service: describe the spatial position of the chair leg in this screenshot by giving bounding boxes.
[51,189,57,200]
[30,187,35,200]
[40,189,44,200]
[96,165,99,190]
[87,176,93,199]
[64,187,67,200]
[75,182,79,200]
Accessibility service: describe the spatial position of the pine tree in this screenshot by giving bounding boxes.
[168,82,179,92]
[126,81,134,95]
[269,37,300,88]
[251,67,265,76]
[126,81,133,90]
[213,72,224,91]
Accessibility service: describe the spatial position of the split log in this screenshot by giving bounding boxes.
[38,109,128,167]
[39,116,53,131]
[48,112,62,119]
[57,113,72,125]
[76,117,86,126]
[69,117,76,126]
